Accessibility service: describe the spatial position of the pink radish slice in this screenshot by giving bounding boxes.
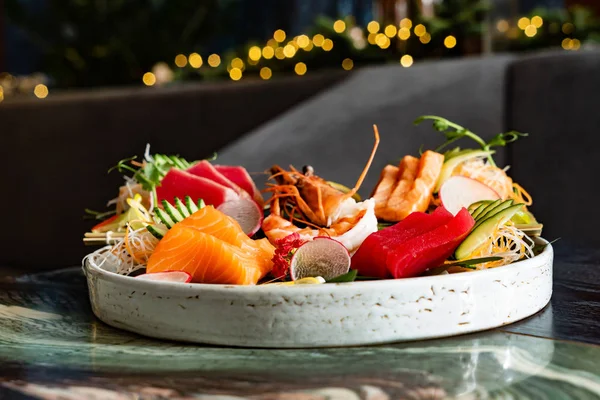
[290,237,351,281]
[217,197,264,236]
[439,176,501,216]
[135,271,192,283]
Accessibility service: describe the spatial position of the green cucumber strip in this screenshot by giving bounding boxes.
[475,199,503,221]
[198,199,206,209]
[174,197,190,218]
[146,224,168,239]
[185,196,199,214]
[162,200,184,223]
[154,207,175,228]
[468,200,493,213]
[471,203,490,220]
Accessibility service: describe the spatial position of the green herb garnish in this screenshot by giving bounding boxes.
[326,269,358,283]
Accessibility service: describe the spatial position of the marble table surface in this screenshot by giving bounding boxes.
[1,245,599,399]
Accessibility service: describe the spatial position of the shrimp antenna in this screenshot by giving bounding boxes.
[346,124,380,197]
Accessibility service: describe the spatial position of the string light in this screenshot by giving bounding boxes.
[33,84,49,98]
[189,53,203,68]
[414,24,427,37]
[294,62,307,76]
[400,55,413,68]
[518,17,530,30]
[247,58,259,66]
[207,54,221,67]
[288,40,300,51]
[496,20,509,33]
[384,24,397,38]
[267,38,278,48]
[229,68,242,81]
[400,18,412,29]
[420,33,431,44]
[376,33,389,48]
[174,54,187,68]
[262,46,275,59]
[444,35,457,49]
[368,33,377,45]
[572,38,581,50]
[562,38,573,50]
[0,86,3,103]
[275,47,286,59]
[398,27,411,40]
[274,29,286,43]
[260,67,272,80]
[322,39,334,51]
[342,58,354,70]
[562,23,574,34]
[304,41,314,51]
[524,25,537,37]
[231,58,245,71]
[142,73,156,86]
[333,20,346,33]
[531,16,543,28]
[297,35,310,48]
[283,44,296,58]
[313,34,325,47]
[248,46,262,61]
[367,21,380,34]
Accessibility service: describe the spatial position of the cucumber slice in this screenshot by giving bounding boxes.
[455,204,524,260]
[154,207,175,228]
[198,199,205,209]
[471,203,490,220]
[185,196,199,214]
[146,224,168,239]
[174,197,190,218]
[473,200,514,229]
[474,199,503,221]
[162,200,184,224]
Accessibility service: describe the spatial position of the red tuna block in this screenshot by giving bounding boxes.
[351,206,454,278]
[156,168,239,208]
[387,208,475,279]
[187,161,249,198]
[214,165,265,207]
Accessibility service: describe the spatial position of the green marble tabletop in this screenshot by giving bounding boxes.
[1,248,600,399]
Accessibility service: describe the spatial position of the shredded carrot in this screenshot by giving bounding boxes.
[511,182,533,206]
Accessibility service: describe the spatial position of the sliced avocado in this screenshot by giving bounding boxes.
[474,200,514,228]
[468,200,494,213]
[455,203,524,260]
[435,149,495,193]
[473,199,502,221]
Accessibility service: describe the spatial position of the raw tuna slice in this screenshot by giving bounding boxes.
[156,168,239,208]
[351,206,453,278]
[187,161,249,198]
[214,165,264,207]
[387,208,475,279]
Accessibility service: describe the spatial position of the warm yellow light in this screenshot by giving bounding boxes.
[524,25,537,37]
[313,34,325,47]
[262,47,275,59]
[275,47,286,59]
[518,17,530,30]
[274,29,286,43]
[375,33,388,48]
[368,33,377,45]
[174,54,188,68]
[496,20,509,33]
[260,67,272,80]
[142,73,156,86]
[367,21,380,34]
[0,91,3,103]
[322,39,334,51]
[562,38,573,50]
[398,27,411,40]
[283,44,296,58]
[248,58,259,66]
[384,24,397,38]
[342,58,354,71]
[420,33,431,44]
[562,22,574,34]
[400,18,412,29]
[444,35,457,49]
[230,68,242,81]
[572,38,581,50]
[297,35,310,48]
[248,46,262,61]
[208,54,221,67]
[304,41,314,51]
[189,53,203,68]
[400,55,413,68]
[531,16,543,28]
[414,24,426,37]
[288,40,299,51]
[333,20,346,33]
[267,38,278,48]
[294,62,307,76]
[231,58,245,71]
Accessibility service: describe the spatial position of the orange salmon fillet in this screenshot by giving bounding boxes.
[147,225,269,285]
[376,156,420,221]
[371,165,399,216]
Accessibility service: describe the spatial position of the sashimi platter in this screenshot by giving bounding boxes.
[83,115,553,348]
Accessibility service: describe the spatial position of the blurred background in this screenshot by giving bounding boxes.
[1,0,599,99]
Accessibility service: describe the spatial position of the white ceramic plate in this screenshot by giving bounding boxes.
[83,239,553,348]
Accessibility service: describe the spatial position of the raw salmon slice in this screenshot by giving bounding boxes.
[147,225,269,285]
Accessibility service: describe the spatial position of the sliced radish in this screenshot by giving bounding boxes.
[135,271,192,283]
[439,176,501,216]
[290,237,351,281]
[217,197,264,236]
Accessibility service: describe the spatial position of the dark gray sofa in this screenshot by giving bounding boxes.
[3,49,599,269]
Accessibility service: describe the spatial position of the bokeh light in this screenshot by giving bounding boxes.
[322,39,334,51]
[400,55,413,68]
[260,67,272,80]
[207,54,221,67]
[531,16,543,28]
[174,54,187,68]
[248,46,262,61]
[189,53,203,68]
[414,24,427,37]
[400,18,412,29]
[496,20,509,33]
[229,68,242,81]
[518,17,530,30]
[283,44,297,57]
[342,58,354,71]
[142,73,156,86]
[274,29,286,43]
[34,84,49,98]
[367,21,380,34]
[524,25,537,37]
[294,62,307,76]
[262,46,275,59]
[398,27,411,40]
[333,20,346,33]
[313,34,325,47]
[384,25,397,38]
[444,35,457,49]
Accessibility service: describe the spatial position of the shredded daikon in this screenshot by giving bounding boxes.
[467,223,534,269]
